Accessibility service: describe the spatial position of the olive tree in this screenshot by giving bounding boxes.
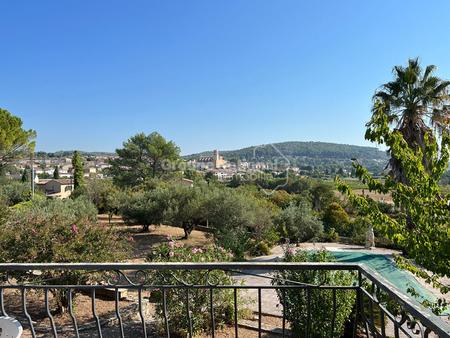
[120,188,171,231]
[275,200,323,242]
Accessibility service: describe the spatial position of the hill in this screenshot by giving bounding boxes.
[35,151,115,158]
[185,141,386,161]
[186,141,387,175]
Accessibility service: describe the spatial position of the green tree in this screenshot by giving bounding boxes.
[108,132,180,187]
[275,201,323,242]
[0,108,36,175]
[164,184,206,239]
[310,182,336,211]
[72,150,84,190]
[368,58,450,184]
[21,167,29,183]
[53,165,60,179]
[337,101,450,313]
[120,188,171,232]
[269,189,294,208]
[202,187,275,259]
[84,179,121,223]
[322,202,351,236]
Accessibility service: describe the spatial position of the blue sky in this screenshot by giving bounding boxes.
[1,1,450,155]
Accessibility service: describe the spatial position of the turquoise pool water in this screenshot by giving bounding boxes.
[330,251,435,304]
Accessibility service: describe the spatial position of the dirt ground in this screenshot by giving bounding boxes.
[98,214,214,261]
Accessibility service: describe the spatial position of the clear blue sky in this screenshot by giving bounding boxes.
[1,1,450,155]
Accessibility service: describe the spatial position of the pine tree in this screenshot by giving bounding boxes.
[72,151,84,190]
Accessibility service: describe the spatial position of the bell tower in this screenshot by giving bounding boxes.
[213,150,219,168]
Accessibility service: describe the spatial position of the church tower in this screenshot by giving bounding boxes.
[213,149,220,169]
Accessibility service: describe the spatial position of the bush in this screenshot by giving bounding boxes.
[275,201,323,242]
[320,227,339,242]
[253,240,271,255]
[81,178,122,221]
[269,190,294,208]
[322,202,351,236]
[273,249,356,338]
[348,216,368,245]
[0,197,128,312]
[0,200,8,226]
[0,181,32,206]
[148,241,243,337]
[202,188,275,259]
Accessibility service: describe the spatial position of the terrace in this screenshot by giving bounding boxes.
[0,262,449,338]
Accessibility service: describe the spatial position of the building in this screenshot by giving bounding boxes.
[35,178,74,199]
[195,150,227,169]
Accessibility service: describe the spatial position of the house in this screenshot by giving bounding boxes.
[35,178,74,199]
[84,166,97,178]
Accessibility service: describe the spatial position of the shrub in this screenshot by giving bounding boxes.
[275,201,323,242]
[0,200,8,225]
[322,202,351,236]
[0,181,32,206]
[348,216,369,245]
[148,241,243,337]
[0,197,128,312]
[81,178,122,221]
[202,188,276,259]
[320,227,339,242]
[273,249,356,338]
[269,190,294,208]
[253,240,271,255]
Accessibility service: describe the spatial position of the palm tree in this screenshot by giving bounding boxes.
[368,58,450,184]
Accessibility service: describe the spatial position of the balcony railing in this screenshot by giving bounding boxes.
[0,262,449,337]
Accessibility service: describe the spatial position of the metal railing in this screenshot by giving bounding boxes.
[0,262,449,338]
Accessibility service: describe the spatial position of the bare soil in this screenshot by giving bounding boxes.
[98,214,214,261]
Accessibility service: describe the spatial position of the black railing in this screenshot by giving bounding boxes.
[0,262,449,337]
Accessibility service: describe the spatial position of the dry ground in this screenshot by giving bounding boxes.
[98,214,214,261]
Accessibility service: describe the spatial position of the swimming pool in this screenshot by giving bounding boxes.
[330,251,436,304]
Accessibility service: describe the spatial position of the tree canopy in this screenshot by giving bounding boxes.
[72,151,85,190]
[337,101,450,312]
[0,108,36,174]
[108,132,181,187]
[367,58,450,183]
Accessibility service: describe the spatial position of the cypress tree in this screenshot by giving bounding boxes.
[53,166,60,179]
[72,151,84,189]
[21,168,29,182]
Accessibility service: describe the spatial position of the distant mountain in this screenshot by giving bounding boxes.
[35,151,115,158]
[185,141,387,161]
